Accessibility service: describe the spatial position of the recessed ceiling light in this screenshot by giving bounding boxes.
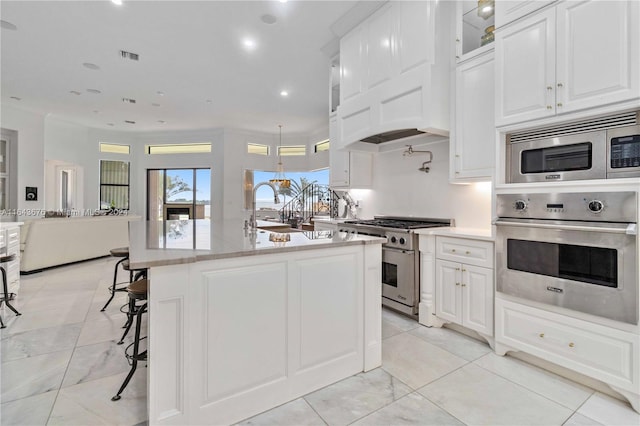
[9,96,21,101]
[122,97,136,104]
[156,91,164,96]
[242,38,257,50]
[152,103,161,107]
[86,89,102,94]
[69,90,81,96]
[124,120,136,124]
[280,90,289,97]
[107,123,115,126]
[0,20,18,31]
[82,62,100,70]
[111,0,123,6]
[261,14,277,24]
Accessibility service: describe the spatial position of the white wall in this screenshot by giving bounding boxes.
[0,105,46,219]
[354,138,492,230]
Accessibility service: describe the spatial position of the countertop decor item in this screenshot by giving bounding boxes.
[481,25,495,46]
[477,0,495,19]
[269,124,291,189]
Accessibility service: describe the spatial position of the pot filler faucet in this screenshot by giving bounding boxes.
[250,181,280,230]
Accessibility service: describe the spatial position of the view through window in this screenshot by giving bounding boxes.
[252,169,329,216]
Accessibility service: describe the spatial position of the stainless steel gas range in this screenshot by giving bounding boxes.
[339,216,453,316]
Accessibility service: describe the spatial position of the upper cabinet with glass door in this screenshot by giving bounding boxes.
[457,0,496,62]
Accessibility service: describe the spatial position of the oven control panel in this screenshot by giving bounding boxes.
[496,192,637,222]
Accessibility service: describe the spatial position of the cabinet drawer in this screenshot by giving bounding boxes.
[7,229,19,246]
[436,237,493,268]
[496,299,638,389]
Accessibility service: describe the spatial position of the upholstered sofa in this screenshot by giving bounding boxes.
[20,214,141,273]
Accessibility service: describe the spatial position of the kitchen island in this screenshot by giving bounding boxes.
[128,220,384,425]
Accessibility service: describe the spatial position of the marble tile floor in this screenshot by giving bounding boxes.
[1,258,638,425]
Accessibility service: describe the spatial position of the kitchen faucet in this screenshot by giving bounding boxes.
[250,181,280,230]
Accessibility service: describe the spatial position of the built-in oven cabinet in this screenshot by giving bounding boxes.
[496,0,640,127]
[435,237,494,337]
[495,298,640,407]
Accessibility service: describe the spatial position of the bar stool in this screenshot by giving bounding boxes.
[0,254,21,329]
[112,278,148,401]
[100,247,130,312]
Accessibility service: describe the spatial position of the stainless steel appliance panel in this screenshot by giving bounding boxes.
[607,124,640,178]
[495,219,637,324]
[382,247,417,307]
[508,131,606,183]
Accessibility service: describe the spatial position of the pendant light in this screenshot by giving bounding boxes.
[269,124,291,189]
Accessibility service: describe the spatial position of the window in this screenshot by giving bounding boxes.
[247,143,269,156]
[100,160,130,209]
[314,139,330,153]
[100,143,130,154]
[278,145,306,156]
[146,143,211,154]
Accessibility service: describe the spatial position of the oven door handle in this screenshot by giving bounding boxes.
[494,219,637,235]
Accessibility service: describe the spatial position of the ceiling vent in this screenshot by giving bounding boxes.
[119,50,139,61]
[124,120,136,124]
[122,98,136,104]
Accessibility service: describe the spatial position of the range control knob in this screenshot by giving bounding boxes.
[390,236,397,243]
[588,200,604,213]
[399,237,406,245]
[514,200,527,211]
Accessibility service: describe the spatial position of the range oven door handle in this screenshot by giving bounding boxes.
[494,219,637,235]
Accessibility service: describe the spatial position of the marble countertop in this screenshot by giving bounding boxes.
[414,227,495,241]
[128,219,384,269]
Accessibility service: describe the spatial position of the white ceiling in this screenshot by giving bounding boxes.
[1,0,379,135]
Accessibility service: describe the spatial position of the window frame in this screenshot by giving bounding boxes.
[99,159,130,210]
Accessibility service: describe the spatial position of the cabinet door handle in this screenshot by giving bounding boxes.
[546,86,553,90]
[569,342,575,348]
[557,103,563,108]
[465,250,470,254]
[451,249,456,253]
[546,105,553,110]
[455,282,460,286]
[456,38,460,42]
[455,267,461,271]
[455,154,460,158]
[539,333,545,338]
[461,283,467,287]
[461,268,466,272]
[557,82,564,88]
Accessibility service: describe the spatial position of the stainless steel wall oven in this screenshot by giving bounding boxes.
[495,192,638,325]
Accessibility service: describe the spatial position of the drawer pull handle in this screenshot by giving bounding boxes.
[569,342,575,348]
[539,333,545,338]
[465,251,470,254]
[546,105,553,110]
[461,283,467,287]
[461,268,466,272]
[456,267,461,271]
[451,249,456,253]
[455,282,460,286]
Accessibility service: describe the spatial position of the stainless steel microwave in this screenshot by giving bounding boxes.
[507,124,640,183]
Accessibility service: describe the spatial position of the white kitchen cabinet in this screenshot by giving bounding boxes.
[496,0,640,127]
[495,0,555,28]
[337,1,451,150]
[451,51,495,181]
[456,0,496,63]
[435,237,494,337]
[339,26,365,103]
[329,114,372,189]
[495,297,639,412]
[0,225,20,295]
[495,7,555,126]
